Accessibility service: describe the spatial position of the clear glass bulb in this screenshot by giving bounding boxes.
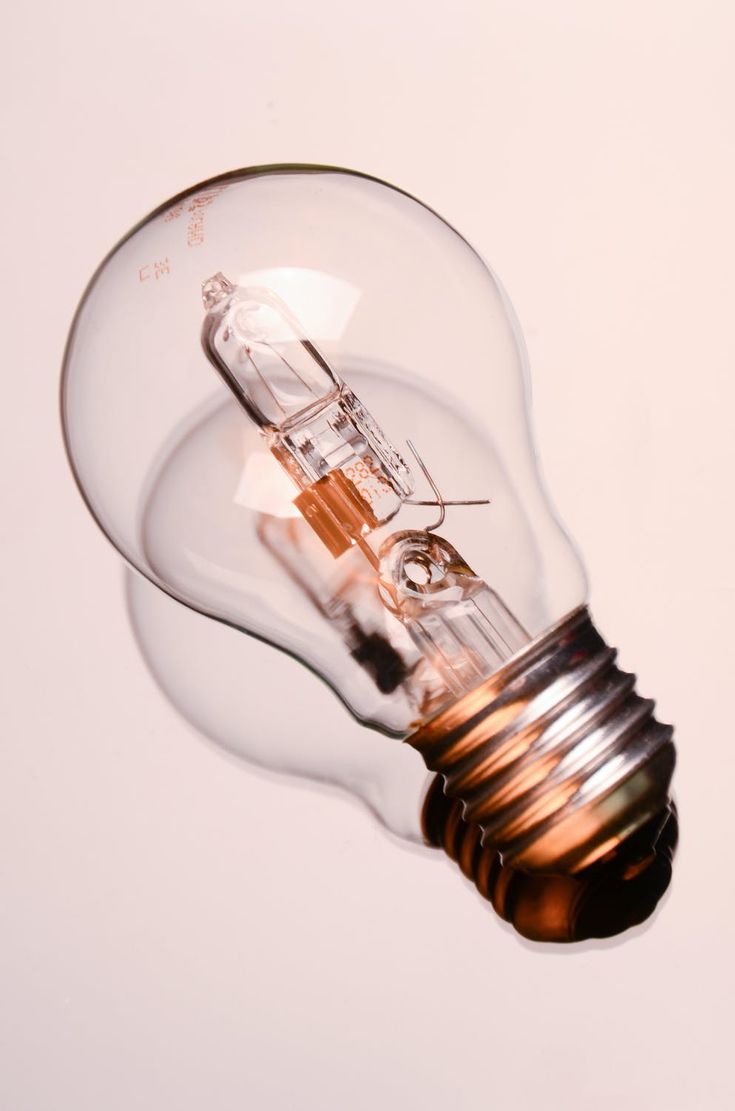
[62,166,674,875]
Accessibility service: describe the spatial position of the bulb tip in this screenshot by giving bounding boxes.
[202,272,234,310]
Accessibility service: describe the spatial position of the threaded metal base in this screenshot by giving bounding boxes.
[421,777,678,942]
[408,607,676,873]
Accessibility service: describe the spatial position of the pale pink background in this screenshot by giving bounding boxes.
[2,2,734,1109]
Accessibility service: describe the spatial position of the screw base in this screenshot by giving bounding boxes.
[421,777,678,942]
[408,607,676,873]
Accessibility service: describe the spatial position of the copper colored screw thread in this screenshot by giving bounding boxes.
[409,607,676,874]
[421,776,678,943]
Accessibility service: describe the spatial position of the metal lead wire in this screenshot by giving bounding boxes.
[405,440,490,531]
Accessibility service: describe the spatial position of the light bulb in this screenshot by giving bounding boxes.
[61,165,675,878]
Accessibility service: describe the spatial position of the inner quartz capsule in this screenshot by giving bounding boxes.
[200,274,531,721]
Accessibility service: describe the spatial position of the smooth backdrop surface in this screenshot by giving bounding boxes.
[2,3,734,1109]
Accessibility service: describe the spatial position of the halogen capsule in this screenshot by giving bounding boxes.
[201,274,413,557]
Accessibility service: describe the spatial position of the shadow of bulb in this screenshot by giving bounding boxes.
[125,565,430,843]
[127,566,678,943]
[62,165,676,885]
